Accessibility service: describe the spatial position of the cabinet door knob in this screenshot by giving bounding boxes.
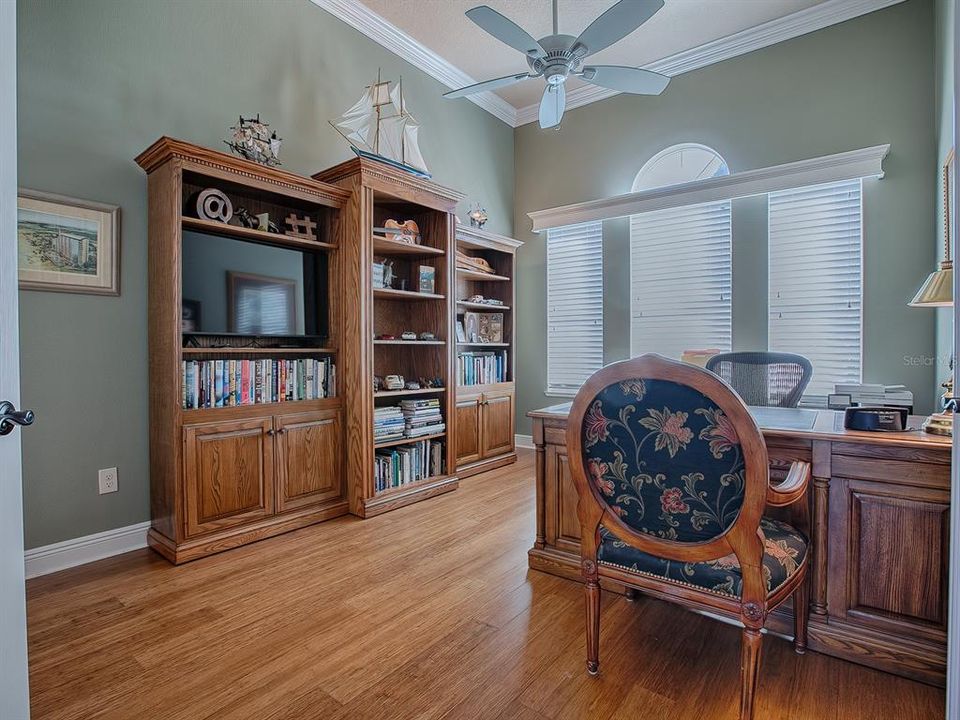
[267,429,276,436]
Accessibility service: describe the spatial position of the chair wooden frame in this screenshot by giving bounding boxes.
[566,354,811,720]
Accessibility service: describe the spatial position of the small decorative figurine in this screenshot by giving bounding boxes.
[384,375,405,391]
[383,219,421,245]
[401,331,417,341]
[234,206,259,229]
[225,114,282,166]
[192,188,233,223]
[373,375,383,392]
[468,203,488,229]
[404,380,421,390]
[419,331,436,341]
[284,213,318,241]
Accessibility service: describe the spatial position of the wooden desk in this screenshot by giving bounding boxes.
[528,403,951,686]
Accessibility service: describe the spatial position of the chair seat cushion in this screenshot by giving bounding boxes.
[598,517,807,599]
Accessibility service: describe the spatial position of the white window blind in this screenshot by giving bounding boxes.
[546,222,604,395]
[769,179,862,403]
[630,201,732,359]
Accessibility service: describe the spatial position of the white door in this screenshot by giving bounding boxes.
[0,1,32,717]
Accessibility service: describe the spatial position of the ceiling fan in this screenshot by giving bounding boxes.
[444,0,670,129]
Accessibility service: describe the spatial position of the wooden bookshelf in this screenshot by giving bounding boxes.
[457,300,511,311]
[454,225,523,479]
[181,347,337,356]
[374,287,445,301]
[182,216,337,251]
[313,157,462,518]
[136,137,350,564]
[373,235,445,257]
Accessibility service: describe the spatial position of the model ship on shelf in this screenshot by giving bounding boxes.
[330,72,431,179]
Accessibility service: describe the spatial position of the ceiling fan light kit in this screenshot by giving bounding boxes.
[444,0,671,129]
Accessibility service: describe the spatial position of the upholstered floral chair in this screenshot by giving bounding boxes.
[567,354,811,720]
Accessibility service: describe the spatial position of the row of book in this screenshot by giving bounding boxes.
[457,350,508,386]
[374,439,443,493]
[374,405,406,443]
[181,358,335,409]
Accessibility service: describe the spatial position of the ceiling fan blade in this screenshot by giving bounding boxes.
[539,83,566,129]
[580,65,669,95]
[466,6,546,58]
[444,73,532,99]
[573,0,664,57]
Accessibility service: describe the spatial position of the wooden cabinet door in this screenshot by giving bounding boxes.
[455,394,482,466]
[183,418,274,537]
[481,390,514,458]
[828,458,949,645]
[275,410,343,512]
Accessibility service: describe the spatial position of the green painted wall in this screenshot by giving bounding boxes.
[513,0,938,434]
[935,0,955,402]
[16,0,514,549]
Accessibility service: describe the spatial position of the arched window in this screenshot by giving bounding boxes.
[630,144,732,359]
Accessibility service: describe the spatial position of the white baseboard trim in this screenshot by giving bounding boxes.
[515,434,535,449]
[24,521,151,579]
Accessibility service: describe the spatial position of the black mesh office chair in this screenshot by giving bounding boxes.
[705,352,813,408]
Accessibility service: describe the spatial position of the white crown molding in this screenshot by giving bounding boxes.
[528,144,889,232]
[516,0,906,125]
[310,0,518,126]
[314,0,905,129]
[24,521,150,579]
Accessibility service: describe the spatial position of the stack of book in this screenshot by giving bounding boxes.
[832,383,914,413]
[400,398,445,438]
[374,406,405,444]
[374,439,443,492]
[181,357,335,409]
[457,350,507,386]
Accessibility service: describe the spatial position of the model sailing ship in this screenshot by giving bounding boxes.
[225,114,282,166]
[330,73,430,179]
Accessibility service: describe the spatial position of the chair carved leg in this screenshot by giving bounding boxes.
[739,628,763,720]
[793,576,809,655]
[585,580,601,676]
[624,587,639,602]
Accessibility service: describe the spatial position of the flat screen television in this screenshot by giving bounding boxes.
[180,230,326,339]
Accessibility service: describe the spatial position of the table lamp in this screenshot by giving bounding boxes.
[908,152,955,435]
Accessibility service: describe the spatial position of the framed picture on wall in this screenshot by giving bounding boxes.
[17,189,120,295]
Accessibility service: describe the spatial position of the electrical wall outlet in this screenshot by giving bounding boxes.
[98,467,118,495]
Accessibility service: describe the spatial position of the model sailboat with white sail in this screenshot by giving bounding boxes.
[330,72,430,179]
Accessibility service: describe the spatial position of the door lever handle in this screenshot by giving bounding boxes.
[0,400,35,436]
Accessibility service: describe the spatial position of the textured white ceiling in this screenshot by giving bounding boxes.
[359,0,825,108]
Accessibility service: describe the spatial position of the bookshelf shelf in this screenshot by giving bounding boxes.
[457,300,510,311]
[373,235,445,257]
[454,225,522,479]
[137,137,351,564]
[456,268,511,282]
[182,217,337,251]
[374,388,447,398]
[373,473,452,498]
[181,347,337,356]
[374,287,445,301]
[313,157,463,518]
[374,431,446,449]
[374,340,445,346]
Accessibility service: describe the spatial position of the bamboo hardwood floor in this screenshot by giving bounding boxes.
[26,450,944,720]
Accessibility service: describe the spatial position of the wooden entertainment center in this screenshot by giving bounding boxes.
[137,139,520,562]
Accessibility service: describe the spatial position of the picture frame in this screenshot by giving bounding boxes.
[418,264,436,294]
[17,189,120,295]
[455,321,466,343]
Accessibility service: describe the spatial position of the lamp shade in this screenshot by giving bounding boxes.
[909,260,953,307]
